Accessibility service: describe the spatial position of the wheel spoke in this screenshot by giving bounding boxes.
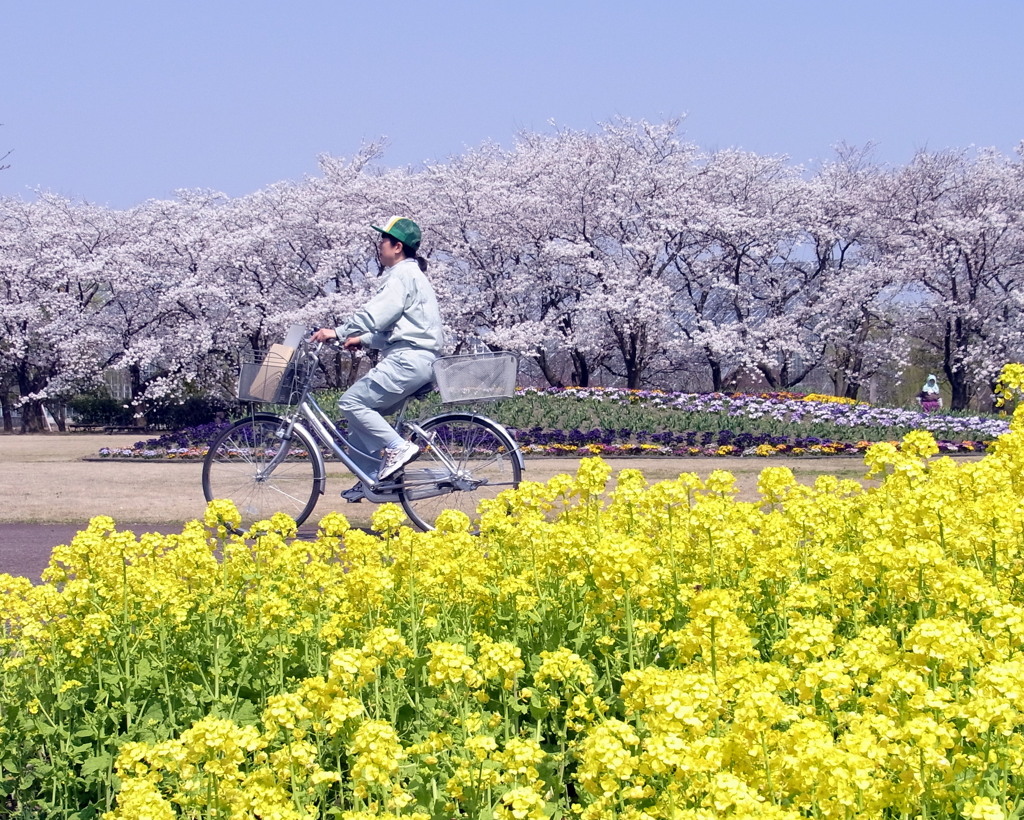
[400,415,521,531]
[202,417,321,532]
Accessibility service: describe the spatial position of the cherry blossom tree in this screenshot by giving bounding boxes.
[801,145,909,399]
[879,147,1024,409]
[421,136,601,386]
[0,195,124,430]
[429,118,701,389]
[102,190,236,413]
[561,118,700,389]
[665,148,817,391]
[101,145,389,404]
[664,144,915,397]
[3,123,1022,422]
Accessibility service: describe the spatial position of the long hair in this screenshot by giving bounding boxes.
[399,241,427,272]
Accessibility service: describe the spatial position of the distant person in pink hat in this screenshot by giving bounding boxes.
[917,374,943,413]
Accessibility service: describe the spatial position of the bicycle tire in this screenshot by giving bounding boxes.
[202,414,324,532]
[399,413,521,531]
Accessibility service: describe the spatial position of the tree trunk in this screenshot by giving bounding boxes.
[945,365,972,411]
[706,355,724,392]
[830,352,864,400]
[0,388,12,433]
[19,401,46,433]
[534,350,564,388]
[15,365,48,433]
[613,325,644,389]
[569,349,590,387]
[943,318,973,411]
[52,403,67,432]
[756,364,780,390]
[129,364,148,427]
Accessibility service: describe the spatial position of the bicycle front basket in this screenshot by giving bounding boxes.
[237,345,298,404]
[432,351,518,404]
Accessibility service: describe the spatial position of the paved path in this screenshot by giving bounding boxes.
[0,522,187,582]
[0,521,335,583]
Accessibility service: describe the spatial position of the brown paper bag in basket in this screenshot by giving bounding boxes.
[246,344,295,402]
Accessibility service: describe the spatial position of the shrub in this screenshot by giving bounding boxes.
[65,390,133,426]
[143,394,237,429]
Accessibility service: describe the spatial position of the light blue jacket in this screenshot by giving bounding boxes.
[336,259,444,355]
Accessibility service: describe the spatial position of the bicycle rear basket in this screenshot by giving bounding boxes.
[432,351,518,404]
[237,345,299,404]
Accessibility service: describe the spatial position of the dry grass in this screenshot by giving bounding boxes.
[0,432,906,528]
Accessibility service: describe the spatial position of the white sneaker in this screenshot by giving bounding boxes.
[377,440,420,481]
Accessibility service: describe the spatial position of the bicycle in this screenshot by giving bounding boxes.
[201,336,524,532]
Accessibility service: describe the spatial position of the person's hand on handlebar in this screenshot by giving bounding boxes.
[310,328,363,351]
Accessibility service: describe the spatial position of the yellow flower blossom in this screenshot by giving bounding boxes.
[427,641,483,689]
[349,719,405,791]
[15,442,1024,819]
[495,785,547,820]
[964,796,1009,820]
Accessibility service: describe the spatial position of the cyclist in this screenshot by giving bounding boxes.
[311,216,443,500]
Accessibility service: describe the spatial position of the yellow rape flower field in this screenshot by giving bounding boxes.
[5,367,1024,819]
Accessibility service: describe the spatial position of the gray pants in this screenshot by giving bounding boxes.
[338,347,436,480]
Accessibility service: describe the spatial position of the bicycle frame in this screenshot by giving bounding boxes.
[254,342,524,506]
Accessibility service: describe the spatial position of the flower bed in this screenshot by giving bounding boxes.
[97,420,231,460]
[514,427,987,458]
[95,390,998,460]
[518,385,1009,440]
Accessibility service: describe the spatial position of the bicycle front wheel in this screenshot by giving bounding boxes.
[202,415,324,532]
[399,413,521,531]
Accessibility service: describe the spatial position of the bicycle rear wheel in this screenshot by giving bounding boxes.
[399,413,521,531]
[202,415,324,532]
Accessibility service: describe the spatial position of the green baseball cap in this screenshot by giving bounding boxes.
[371,216,421,252]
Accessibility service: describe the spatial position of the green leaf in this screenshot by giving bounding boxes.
[70,742,94,757]
[231,700,259,726]
[140,702,166,725]
[135,656,153,680]
[529,702,550,721]
[395,702,418,727]
[31,720,57,738]
[80,753,112,776]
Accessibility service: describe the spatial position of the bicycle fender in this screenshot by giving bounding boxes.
[420,411,526,473]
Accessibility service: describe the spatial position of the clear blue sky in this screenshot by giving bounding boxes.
[3,0,1022,209]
